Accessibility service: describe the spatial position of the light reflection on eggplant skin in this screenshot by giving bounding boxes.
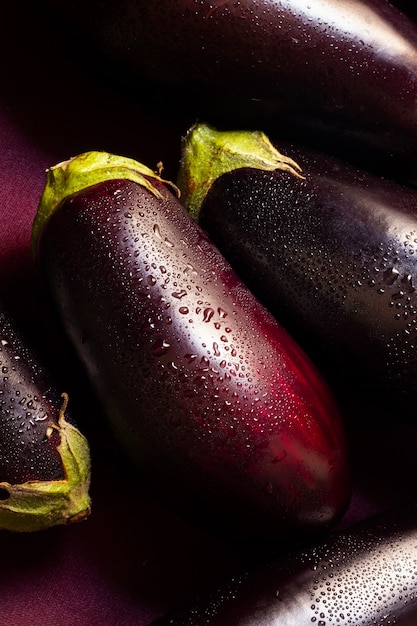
[155,505,417,626]
[284,0,417,61]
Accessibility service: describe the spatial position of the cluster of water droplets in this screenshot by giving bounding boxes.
[49,180,348,520]
[85,186,324,465]
[301,527,417,626]
[0,327,60,484]
[114,193,264,380]
[153,513,417,625]
[213,167,417,404]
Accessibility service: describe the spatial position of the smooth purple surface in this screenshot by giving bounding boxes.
[0,3,417,625]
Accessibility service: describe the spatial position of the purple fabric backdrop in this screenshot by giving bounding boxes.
[1,3,417,625]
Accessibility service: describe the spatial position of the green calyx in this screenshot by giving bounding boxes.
[32,150,173,255]
[0,393,91,532]
[177,122,304,220]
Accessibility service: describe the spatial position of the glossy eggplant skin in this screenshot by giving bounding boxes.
[0,305,64,486]
[33,152,350,544]
[179,125,417,419]
[392,1,417,21]
[0,304,91,531]
[152,502,417,625]
[42,0,417,181]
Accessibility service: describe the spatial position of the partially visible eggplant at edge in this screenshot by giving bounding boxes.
[151,502,417,625]
[0,304,91,531]
[37,0,417,183]
[178,123,417,418]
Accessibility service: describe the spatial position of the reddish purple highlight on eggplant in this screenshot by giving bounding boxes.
[32,151,350,544]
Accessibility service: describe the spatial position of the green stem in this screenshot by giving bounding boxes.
[177,122,304,221]
[32,151,170,256]
[0,393,91,532]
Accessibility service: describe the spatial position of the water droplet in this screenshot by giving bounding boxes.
[213,342,221,357]
[34,412,48,422]
[172,289,187,299]
[179,306,189,314]
[401,274,415,293]
[152,338,171,356]
[383,267,400,285]
[183,263,196,275]
[203,307,215,322]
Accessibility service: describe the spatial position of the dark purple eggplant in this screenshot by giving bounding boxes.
[392,1,417,22]
[31,151,350,544]
[151,502,417,625]
[178,123,417,418]
[40,0,417,182]
[0,304,91,531]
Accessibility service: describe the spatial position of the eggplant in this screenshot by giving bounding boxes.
[151,502,417,625]
[178,123,417,418]
[392,2,417,21]
[0,304,91,531]
[40,0,417,182]
[31,151,350,544]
